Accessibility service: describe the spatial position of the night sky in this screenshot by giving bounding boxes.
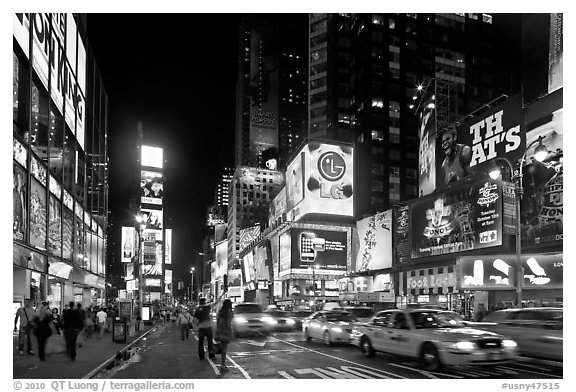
[86,14,240,282]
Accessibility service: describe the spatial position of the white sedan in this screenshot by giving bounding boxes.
[351,309,518,371]
[302,311,358,345]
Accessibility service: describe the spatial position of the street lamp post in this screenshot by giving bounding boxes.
[190,267,195,303]
[489,136,549,309]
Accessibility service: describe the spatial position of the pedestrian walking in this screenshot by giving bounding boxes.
[33,306,54,361]
[192,298,216,360]
[215,299,234,371]
[14,299,36,355]
[76,304,87,347]
[61,302,84,361]
[96,307,107,337]
[176,308,193,340]
[50,308,62,334]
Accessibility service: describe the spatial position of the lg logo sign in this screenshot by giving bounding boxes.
[318,152,346,181]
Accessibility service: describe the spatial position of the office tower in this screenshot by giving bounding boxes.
[235,14,308,170]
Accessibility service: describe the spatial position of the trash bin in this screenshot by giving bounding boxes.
[112,318,127,343]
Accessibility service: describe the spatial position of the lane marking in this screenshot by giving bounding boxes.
[264,335,406,379]
[388,363,442,379]
[498,365,562,378]
[279,371,295,379]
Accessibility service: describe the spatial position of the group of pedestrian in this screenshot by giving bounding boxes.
[187,295,233,371]
[14,299,114,362]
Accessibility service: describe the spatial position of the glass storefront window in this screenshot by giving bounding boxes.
[63,127,75,190]
[76,146,86,202]
[62,206,73,261]
[47,280,62,313]
[49,109,65,183]
[30,80,50,163]
[13,51,29,138]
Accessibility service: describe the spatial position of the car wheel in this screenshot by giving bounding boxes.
[360,336,375,358]
[420,343,442,371]
[323,331,332,346]
[304,328,311,341]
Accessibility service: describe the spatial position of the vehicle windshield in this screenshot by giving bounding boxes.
[326,312,357,322]
[234,304,264,313]
[347,308,373,318]
[290,311,312,318]
[410,311,466,329]
[265,310,289,317]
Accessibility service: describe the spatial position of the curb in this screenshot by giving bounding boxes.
[82,326,158,379]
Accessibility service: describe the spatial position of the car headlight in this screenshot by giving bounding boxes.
[502,339,517,348]
[262,316,277,324]
[446,341,475,350]
[331,327,343,333]
[235,316,248,324]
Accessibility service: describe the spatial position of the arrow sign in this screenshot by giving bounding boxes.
[245,340,267,347]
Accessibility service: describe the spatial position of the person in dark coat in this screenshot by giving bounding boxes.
[61,302,83,361]
[34,308,54,361]
[215,299,234,370]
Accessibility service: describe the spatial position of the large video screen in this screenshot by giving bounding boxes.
[290,228,347,271]
[140,170,163,205]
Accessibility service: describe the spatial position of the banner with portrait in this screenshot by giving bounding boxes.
[13,163,27,241]
[30,178,47,249]
[48,195,62,256]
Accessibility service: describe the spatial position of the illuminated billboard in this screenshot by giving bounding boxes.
[140,170,163,205]
[354,210,393,272]
[418,90,437,196]
[242,252,254,283]
[459,253,563,290]
[411,177,505,259]
[141,208,163,231]
[121,226,136,263]
[215,241,228,279]
[239,225,260,253]
[290,228,347,271]
[442,95,524,187]
[286,142,354,220]
[164,229,172,265]
[141,145,164,169]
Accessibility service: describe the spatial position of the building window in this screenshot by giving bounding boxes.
[371,129,384,142]
[389,127,400,144]
[372,15,384,25]
[371,164,384,175]
[482,14,492,24]
[371,180,384,192]
[372,99,384,109]
[448,266,454,273]
[438,267,444,274]
[389,150,401,161]
[389,18,396,29]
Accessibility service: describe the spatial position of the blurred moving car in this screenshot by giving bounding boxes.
[351,308,518,371]
[478,308,563,361]
[303,310,358,345]
[262,309,297,332]
[232,302,267,336]
[336,306,375,324]
[289,309,313,330]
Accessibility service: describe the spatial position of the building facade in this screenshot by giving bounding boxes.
[13,13,109,312]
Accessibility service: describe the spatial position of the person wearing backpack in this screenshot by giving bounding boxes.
[176,308,193,340]
[192,298,216,360]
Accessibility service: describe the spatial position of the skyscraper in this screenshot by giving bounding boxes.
[235,14,308,170]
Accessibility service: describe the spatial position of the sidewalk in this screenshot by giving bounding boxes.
[13,324,155,380]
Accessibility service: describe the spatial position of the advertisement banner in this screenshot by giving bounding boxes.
[239,225,261,254]
[279,232,291,273]
[418,91,437,196]
[48,195,62,256]
[164,229,172,265]
[459,253,563,289]
[62,207,73,260]
[290,228,347,271]
[30,179,47,249]
[548,13,563,93]
[121,226,136,263]
[286,152,304,212]
[444,95,524,187]
[242,252,254,283]
[215,241,228,278]
[288,143,354,220]
[521,115,563,249]
[206,205,226,227]
[411,177,504,259]
[253,244,269,280]
[354,210,393,272]
[269,186,287,227]
[228,269,243,289]
[140,170,163,205]
[394,205,410,264]
[141,208,163,231]
[13,163,28,241]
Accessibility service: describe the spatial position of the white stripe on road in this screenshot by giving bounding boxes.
[265,335,406,379]
[498,366,563,378]
[388,363,443,379]
[279,371,295,379]
[190,331,251,379]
